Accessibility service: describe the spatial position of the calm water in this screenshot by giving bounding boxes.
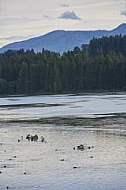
[0,92,126,121]
[0,93,126,190]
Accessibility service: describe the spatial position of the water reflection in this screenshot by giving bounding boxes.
[0,93,126,122]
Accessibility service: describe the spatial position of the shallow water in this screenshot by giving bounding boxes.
[0,93,126,190]
[0,124,126,190]
[0,93,126,121]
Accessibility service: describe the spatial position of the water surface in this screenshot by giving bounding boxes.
[0,93,126,190]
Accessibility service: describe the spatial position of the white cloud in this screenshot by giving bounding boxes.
[0,17,36,26]
[0,34,35,47]
[59,11,81,20]
[121,10,126,16]
[0,35,33,41]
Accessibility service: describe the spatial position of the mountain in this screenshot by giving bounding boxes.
[0,23,126,54]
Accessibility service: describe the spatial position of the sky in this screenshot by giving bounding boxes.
[0,0,126,47]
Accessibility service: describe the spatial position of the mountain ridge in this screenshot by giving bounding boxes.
[0,23,126,54]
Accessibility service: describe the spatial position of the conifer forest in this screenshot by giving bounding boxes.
[0,35,126,95]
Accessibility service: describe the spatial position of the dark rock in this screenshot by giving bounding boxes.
[77,144,84,150]
[73,166,78,169]
[60,159,64,161]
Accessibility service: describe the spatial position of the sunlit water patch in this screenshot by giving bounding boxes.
[0,92,126,122]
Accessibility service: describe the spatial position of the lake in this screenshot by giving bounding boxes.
[0,92,126,190]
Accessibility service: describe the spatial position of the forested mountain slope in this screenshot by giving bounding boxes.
[0,23,126,54]
[0,35,126,95]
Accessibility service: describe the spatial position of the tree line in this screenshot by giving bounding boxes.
[0,34,126,95]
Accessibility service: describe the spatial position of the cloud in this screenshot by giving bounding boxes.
[43,15,50,19]
[59,11,81,20]
[0,35,34,42]
[60,4,69,7]
[0,17,36,26]
[121,10,126,16]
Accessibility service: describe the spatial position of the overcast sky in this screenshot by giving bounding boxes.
[0,0,126,47]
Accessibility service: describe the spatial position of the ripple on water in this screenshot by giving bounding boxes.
[0,123,126,190]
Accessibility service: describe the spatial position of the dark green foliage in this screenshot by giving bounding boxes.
[89,34,126,56]
[0,35,126,95]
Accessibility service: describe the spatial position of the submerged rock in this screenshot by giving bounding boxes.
[26,134,38,141]
[60,159,65,161]
[77,144,84,150]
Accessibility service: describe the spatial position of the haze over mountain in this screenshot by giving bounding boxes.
[0,23,126,54]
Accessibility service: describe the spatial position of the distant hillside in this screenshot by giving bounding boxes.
[0,23,126,54]
[0,35,126,95]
